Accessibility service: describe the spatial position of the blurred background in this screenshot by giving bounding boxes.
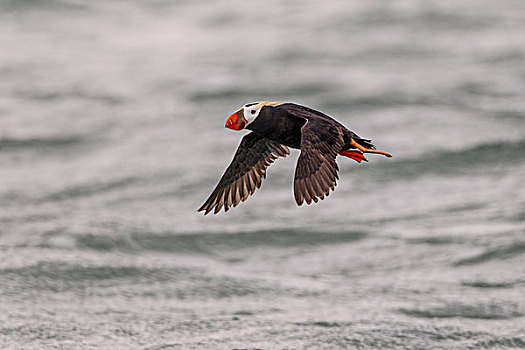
[1,0,524,348]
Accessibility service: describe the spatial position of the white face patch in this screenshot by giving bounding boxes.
[241,101,286,125]
[243,103,262,124]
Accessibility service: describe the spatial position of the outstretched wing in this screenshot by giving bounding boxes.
[294,120,344,206]
[198,132,290,215]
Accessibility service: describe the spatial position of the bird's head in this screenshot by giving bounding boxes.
[225,101,284,130]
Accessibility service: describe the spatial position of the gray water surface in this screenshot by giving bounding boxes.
[1,1,524,349]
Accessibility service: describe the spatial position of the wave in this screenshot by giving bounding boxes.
[14,88,122,105]
[470,337,525,349]
[321,92,457,111]
[257,321,523,349]
[0,0,89,12]
[41,176,141,202]
[359,139,525,180]
[296,321,344,328]
[399,301,523,320]
[0,261,307,299]
[406,236,459,245]
[341,8,495,31]
[0,262,151,282]
[453,241,525,266]
[189,83,333,103]
[76,229,367,253]
[0,135,86,152]
[461,279,524,289]
[492,109,525,121]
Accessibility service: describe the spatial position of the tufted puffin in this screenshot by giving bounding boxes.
[198,101,392,215]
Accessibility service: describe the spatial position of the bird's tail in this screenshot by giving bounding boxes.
[339,134,392,162]
[351,136,392,158]
[352,136,375,150]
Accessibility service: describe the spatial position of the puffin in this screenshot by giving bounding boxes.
[198,101,391,215]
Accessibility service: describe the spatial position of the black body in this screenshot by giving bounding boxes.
[198,102,383,215]
[248,103,374,151]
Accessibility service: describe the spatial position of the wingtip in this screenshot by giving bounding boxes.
[197,208,207,215]
[197,204,214,215]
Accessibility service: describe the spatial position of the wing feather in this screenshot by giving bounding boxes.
[198,132,289,214]
[293,119,344,206]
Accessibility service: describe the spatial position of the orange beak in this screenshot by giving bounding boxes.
[225,109,247,130]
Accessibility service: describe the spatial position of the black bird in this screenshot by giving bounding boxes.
[198,101,392,215]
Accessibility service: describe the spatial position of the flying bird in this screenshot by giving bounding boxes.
[198,101,392,215]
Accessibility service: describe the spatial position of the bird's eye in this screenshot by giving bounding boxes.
[251,110,256,115]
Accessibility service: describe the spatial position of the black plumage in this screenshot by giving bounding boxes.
[198,102,391,214]
[198,133,289,215]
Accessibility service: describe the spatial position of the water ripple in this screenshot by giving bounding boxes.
[0,135,86,152]
[76,229,368,253]
[399,301,524,320]
[454,242,525,266]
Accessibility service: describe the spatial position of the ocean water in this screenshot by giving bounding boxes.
[1,0,524,349]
